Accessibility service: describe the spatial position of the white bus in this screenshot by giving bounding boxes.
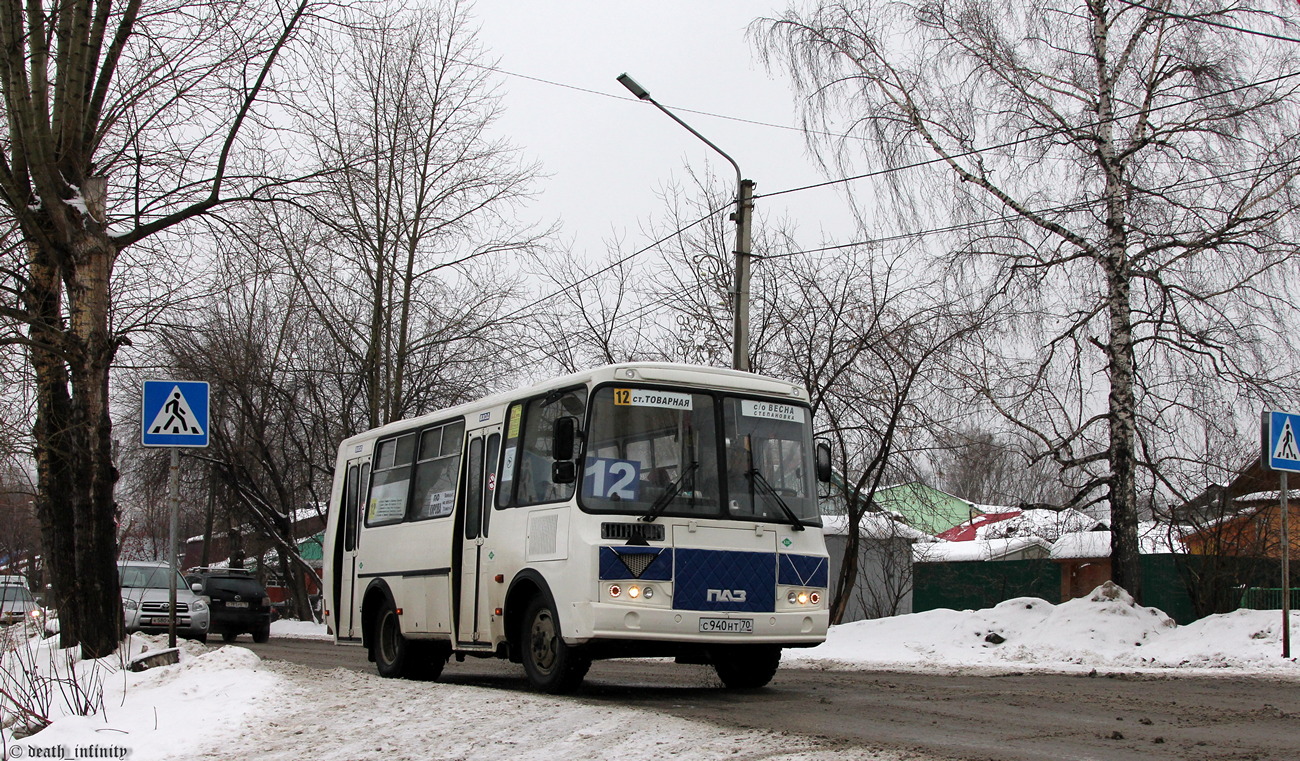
[323,363,831,692]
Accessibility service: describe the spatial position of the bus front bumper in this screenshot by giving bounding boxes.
[569,601,828,646]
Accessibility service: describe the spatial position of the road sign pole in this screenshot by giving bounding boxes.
[1283,471,1291,659]
[168,446,180,650]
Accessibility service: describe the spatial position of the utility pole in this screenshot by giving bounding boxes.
[617,73,753,372]
[731,179,754,372]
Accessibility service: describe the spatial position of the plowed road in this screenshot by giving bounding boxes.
[246,637,1299,761]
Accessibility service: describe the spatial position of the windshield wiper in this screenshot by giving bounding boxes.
[640,461,699,524]
[746,467,806,531]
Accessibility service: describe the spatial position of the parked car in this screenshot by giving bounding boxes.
[0,581,42,627]
[118,561,209,643]
[186,568,272,643]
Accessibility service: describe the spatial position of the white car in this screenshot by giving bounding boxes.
[118,561,210,643]
[0,582,42,627]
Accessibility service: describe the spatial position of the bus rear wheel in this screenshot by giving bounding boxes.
[373,602,447,680]
[520,596,590,694]
[710,644,781,690]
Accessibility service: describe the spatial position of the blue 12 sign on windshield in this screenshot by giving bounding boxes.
[141,380,210,448]
[1263,410,1300,474]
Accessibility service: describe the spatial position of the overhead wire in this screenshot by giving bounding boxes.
[1114,0,1300,45]
[459,18,1300,344]
[754,69,1300,202]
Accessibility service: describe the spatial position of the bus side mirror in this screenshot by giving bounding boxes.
[552,461,576,484]
[815,440,832,483]
[552,416,577,461]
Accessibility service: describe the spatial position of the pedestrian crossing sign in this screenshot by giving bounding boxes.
[1263,410,1300,474]
[142,380,210,448]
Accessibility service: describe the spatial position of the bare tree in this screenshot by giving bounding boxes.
[768,249,986,623]
[930,427,1073,507]
[153,269,328,620]
[270,1,541,431]
[526,246,657,373]
[0,0,338,655]
[759,0,1300,602]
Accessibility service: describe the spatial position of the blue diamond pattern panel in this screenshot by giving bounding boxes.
[673,548,775,612]
[599,546,673,581]
[778,553,829,588]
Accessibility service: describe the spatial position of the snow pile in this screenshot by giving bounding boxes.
[269,619,331,640]
[2,633,282,761]
[789,581,1300,674]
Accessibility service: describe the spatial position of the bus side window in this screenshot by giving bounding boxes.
[343,464,359,551]
[367,433,416,526]
[516,388,587,506]
[358,463,370,535]
[497,403,524,509]
[411,420,464,521]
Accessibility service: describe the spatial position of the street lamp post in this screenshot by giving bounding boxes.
[617,73,753,373]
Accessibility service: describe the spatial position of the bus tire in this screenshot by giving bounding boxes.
[373,601,413,679]
[710,644,781,690]
[520,596,590,694]
[410,641,451,682]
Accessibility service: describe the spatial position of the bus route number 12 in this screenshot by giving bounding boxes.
[584,457,641,500]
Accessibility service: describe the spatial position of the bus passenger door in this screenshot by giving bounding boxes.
[338,457,369,639]
[456,427,500,645]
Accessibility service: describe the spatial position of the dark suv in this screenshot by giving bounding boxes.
[187,568,272,643]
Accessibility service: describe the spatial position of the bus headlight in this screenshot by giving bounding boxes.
[628,585,641,599]
[786,589,817,605]
[642,585,654,600]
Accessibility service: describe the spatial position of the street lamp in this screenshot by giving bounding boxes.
[617,73,753,373]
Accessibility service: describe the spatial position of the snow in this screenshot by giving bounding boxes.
[5,583,1299,760]
[787,583,1300,675]
[913,536,1051,562]
[269,618,331,640]
[821,511,932,541]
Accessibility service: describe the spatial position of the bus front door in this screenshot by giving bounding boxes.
[456,427,500,646]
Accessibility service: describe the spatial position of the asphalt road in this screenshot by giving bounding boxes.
[244,637,1300,761]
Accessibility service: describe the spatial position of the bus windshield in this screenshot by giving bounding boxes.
[580,386,820,525]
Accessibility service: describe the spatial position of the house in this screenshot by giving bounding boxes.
[181,506,325,574]
[937,507,1106,544]
[821,511,929,621]
[915,536,1052,563]
[1178,458,1300,559]
[868,482,983,536]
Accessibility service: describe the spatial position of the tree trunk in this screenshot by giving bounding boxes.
[66,217,124,658]
[27,246,82,649]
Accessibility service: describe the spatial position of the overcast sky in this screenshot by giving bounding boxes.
[473,1,861,266]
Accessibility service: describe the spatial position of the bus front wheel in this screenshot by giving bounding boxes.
[520,596,590,693]
[710,644,781,690]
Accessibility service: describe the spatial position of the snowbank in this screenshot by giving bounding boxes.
[2,633,283,761]
[788,582,1300,675]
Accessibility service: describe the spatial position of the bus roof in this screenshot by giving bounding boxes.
[340,362,809,449]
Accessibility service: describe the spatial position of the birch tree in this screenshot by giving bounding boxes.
[759,0,1300,601]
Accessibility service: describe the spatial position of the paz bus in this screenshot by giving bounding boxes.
[323,363,831,692]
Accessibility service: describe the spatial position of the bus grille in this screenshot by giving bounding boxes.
[600,522,665,543]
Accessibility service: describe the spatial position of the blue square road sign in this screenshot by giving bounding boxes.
[1263,410,1300,474]
[142,380,210,448]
